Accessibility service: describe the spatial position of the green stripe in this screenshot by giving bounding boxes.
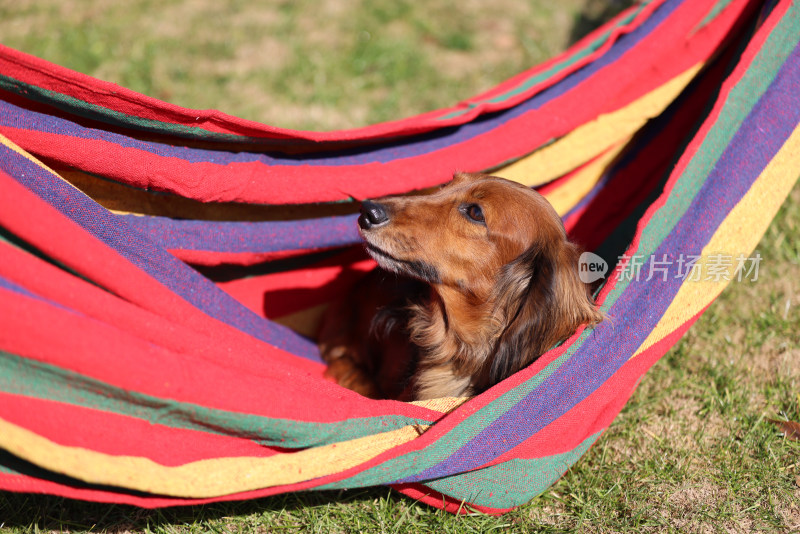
[528,0,800,398]
[319,5,800,490]
[319,339,585,489]
[0,3,647,140]
[693,0,737,34]
[423,432,600,509]
[438,2,651,121]
[0,74,261,143]
[0,463,22,476]
[0,351,430,449]
[600,0,800,315]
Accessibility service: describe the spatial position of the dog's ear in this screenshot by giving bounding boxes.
[485,242,603,390]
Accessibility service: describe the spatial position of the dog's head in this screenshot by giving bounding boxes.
[359,172,603,391]
[359,172,561,290]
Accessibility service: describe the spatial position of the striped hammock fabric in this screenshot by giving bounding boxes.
[0,0,798,514]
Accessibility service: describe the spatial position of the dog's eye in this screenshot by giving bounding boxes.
[461,203,485,224]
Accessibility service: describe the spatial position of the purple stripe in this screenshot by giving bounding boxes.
[0,145,322,362]
[0,0,680,169]
[401,37,800,483]
[0,274,70,311]
[119,213,361,254]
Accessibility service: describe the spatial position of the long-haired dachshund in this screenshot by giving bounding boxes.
[319,172,603,400]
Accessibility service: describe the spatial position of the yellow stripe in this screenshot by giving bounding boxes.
[631,125,800,358]
[541,141,628,215]
[496,63,703,187]
[410,396,470,412]
[0,416,424,498]
[0,135,459,495]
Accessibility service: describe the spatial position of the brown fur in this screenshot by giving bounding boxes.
[318,172,603,400]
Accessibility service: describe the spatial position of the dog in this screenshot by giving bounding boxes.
[318,172,603,401]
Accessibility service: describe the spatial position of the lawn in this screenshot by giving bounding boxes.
[0,0,798,532]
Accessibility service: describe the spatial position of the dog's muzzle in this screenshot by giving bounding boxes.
[359,200,390,229]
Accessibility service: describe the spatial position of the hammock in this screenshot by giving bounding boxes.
[0,0,798,515]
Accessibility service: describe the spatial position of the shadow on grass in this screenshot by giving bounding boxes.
[568,0,637,45]
[0,448,397,530]
[0,485,404,531]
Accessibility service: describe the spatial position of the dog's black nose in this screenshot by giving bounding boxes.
[359,200,390,229]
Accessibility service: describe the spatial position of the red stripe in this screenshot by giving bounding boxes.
[392,483,512,516]
[0,472,511,512]
[0,393,281,464]
[301,304,705,494]
[421,0,668,122]
[0,170,320,372]
[593,0,791,310]
[0,0,777,512]
[0,472,302,508]
[0,126,450,203]
[217,250,375,319]
[489,305,708,466]
[0,237,320,374]
[0,285,451,423]
[566,1,760,250]
[0,172,444,423]
[170,247,334,267]
[0,0,664,145]
[0,0,747,205]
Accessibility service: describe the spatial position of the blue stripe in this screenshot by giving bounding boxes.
[401,31,800,484]
[0,146,322,362]
[120,213,361,255]
[0,0,682,169]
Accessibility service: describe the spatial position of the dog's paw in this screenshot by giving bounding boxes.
[322,356,381,398]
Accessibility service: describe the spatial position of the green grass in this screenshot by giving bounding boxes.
[0,0,593,131]
[1,0,799,532]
